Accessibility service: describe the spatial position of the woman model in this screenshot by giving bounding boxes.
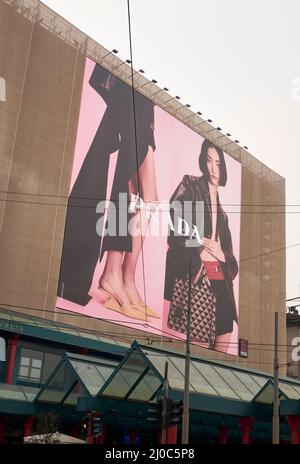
[58,63,159,321]
[164,139,238,350]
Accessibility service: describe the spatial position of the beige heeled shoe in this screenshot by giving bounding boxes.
[97,279,151,322]
[133,301,160,319]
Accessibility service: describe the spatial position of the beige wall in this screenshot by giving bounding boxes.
[0,0,286,373]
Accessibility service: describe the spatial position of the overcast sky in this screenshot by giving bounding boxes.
[42,0,300,301]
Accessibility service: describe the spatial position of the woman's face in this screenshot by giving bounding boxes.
[206,147,220,187]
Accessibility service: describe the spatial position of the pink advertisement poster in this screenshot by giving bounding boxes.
[57,58,241,356]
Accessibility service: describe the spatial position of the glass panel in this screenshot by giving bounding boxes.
[214,367,255,401]
[195,363,240,399]
[21,357,30,367]
[0,312,13,320]
[20,348,44,364]
[32,359,42,369]
[289,384,300,396]
[101,337,118,346]
[41,353,62,383]
[190,362,220,396]
[78,331,99,341]
[144,354,165,377]
[145,354,185,389]
[63,383,82,406]
[56,327,79,336]
[279,383,300,400]
[254,383,274,404]
[0,384,27,401]
[19,366,29,377]
[22,386,40,401]
[11,315,31,323]
[37,361,77,403]
[95,365,115,383]
[38,321,57,330]
[86,357,118,367]
[30,368,41,379]
[129,369,162,401]
[70,360,110,396]
[19,349,44,382]
[234,372,265,395]
[165,357,188,391]
[115,341,130,348]
[101,352,148,398]
[166,357,196,392]
[249,375,267,388]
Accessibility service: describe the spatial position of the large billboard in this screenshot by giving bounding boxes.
[57,57,241,356]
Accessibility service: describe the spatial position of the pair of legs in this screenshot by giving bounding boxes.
[99,146,157,305]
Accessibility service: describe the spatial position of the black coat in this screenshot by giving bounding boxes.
[57,64,155,305]
[164,175,238,324]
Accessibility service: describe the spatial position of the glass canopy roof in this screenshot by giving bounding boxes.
[96,343,300,405]
[36,352,118,405]
[32,343,300,409]
[0,307,129,348]
[253,379,300,405]
[0,383,39,402]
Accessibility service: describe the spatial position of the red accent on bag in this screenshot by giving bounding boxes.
[202,261,224,280]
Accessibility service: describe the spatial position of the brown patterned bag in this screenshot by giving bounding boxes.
[167,266,216,349]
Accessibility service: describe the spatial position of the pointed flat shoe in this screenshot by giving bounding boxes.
[133,301,160,319]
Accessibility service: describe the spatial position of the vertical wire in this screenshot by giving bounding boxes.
[126,0,149,324]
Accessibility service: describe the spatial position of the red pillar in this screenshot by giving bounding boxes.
[5,334,19,384]
[86,412,94,444]
[239,417,254,444]
[23,416,35,438]
[0,418,6,445]
[286,416,300,444]
[97,424,108,444]
[219,426,229,444]
[166,425,177,444]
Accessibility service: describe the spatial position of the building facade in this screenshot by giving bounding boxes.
[0,0,286,372]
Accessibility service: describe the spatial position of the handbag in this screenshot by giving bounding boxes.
[167,265,216,348]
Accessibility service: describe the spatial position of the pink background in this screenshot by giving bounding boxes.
[57,58,241,356]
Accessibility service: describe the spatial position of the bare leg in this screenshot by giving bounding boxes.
[99,250,131,305]
[122,146,157,304]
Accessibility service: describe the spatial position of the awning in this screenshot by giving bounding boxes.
[96,342,300,405]
[0,307,128,356]
[0,383,38,414]
[35,352,119,406]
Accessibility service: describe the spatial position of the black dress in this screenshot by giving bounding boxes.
[58,64,156,305]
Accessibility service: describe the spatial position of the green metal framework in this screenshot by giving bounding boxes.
[74,342,300,440]
[0,307,129,355]
[94,342,300,405]
[1,324,300,440]
[35,352,118,406]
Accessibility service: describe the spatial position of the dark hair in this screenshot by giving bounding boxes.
[199,139,227,187]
